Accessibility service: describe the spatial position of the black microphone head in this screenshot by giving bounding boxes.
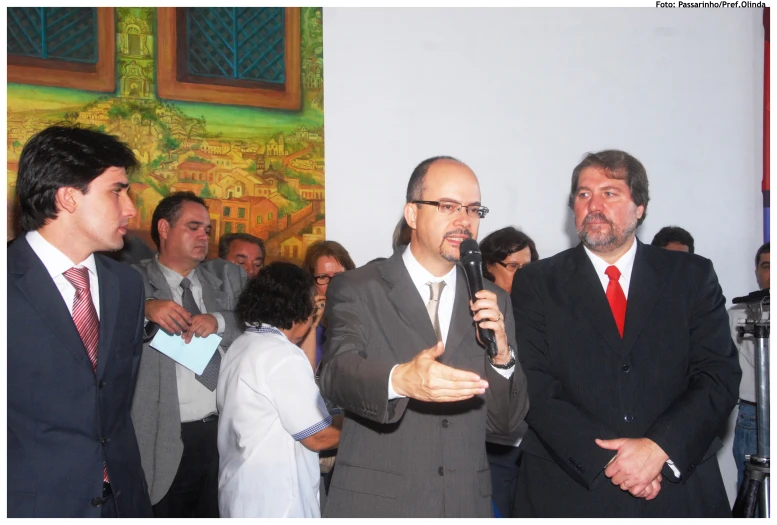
[459,238,481,264]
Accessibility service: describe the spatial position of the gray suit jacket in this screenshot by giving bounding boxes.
[319,250,529,518]
[130,257,247,504]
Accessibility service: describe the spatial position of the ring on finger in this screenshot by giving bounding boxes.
[496,312,502,322]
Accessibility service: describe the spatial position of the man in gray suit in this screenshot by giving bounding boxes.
[131,192,247,517]
[319,156,529,517]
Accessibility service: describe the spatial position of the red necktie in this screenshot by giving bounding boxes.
[63,267,109,483]
[605,265,627,338]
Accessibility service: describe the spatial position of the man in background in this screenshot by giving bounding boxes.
[730,242,769,489]
[131,192,247,518]
[219,232,265,278]
[8,126,152,517]
[650,225,695,253]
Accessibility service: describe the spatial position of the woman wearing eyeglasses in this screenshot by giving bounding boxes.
[298,240,355,511]
[479,226,538,518]
[300,240,356,371]
[481,227,539,294]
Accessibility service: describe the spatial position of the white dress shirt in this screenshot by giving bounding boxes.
[26,230,100,319]
[388,244,513,399]
[583,237,637,298]
[583,238,680,478]
[153,255,225,422]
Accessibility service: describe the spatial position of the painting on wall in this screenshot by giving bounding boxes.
[7,7,325,264]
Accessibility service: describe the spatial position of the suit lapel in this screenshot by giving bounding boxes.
[146,259,174,301]
[440,265,474,365]
[9,237,93,370]
[563,244,623,353]
[96,256,118,379]
[621,241,665,355]
[382,252,439,362]
[197,266,227,314]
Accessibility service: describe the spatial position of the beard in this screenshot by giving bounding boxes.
[439,228,474,262]
[577,212,637,251]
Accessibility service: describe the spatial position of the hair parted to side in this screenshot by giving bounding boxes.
[405,155,461,203]
[16,125,138,232]
[150,191,207,249]
[568,149,650,226]
[302,240,356,275]
[236,262,315,330]
[218,233,265,259]
[650,226,695,253]
[479,227,539,281]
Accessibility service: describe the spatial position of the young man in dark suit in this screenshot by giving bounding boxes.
[7,126,153,517]
[319,156,529,517]
[511,150,741,517]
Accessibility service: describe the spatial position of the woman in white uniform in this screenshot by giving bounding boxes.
[216,262,342,517]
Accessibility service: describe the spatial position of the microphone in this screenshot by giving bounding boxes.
[459,238,498,358]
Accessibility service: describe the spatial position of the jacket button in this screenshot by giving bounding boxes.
[438,466,444,476]
[101,437,109,445]
[621,365,630,373]
[91,498,102,507]
[441,419,449,428]
[98,380,106,389]
[624,414,633,423]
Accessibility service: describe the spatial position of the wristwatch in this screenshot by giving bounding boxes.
[490,345,516,369]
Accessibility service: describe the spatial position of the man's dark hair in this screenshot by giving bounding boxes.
[236,262,315,330]
[150,191,207,249]
[16,125,138,232]
[756,242,770,267]
[479,227,539,281]
[568,149,650,226]
[650,226,695,254]
[405,155,461,203]
[303,240,356,275]
[218,233,265,259]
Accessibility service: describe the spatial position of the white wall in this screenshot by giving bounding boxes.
[323,7,765,505]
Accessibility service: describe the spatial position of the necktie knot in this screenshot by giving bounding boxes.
[63,266,90,291]
[180,277,192,291]
[427,280,446,302]
[605,265,621,282]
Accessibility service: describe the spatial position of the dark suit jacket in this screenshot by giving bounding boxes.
[511,241,741,517]
[7,236,152,518]
[319,250,529,518]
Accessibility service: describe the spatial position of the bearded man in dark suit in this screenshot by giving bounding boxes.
[511,150,740,517]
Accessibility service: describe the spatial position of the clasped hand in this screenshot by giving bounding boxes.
[596,437,669,501]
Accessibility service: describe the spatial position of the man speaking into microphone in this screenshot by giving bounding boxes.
[318,156,529,518]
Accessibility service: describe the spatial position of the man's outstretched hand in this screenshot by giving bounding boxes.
[391,341,489,402]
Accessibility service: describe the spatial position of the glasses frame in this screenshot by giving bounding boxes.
[494,260,527,272]
[411,200,489,219]
[314,274,335,285]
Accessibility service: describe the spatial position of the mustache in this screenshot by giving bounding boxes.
[583,212,611,225]
[445,229,474,239]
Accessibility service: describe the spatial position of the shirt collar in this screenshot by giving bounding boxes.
[402,242,457,290]
[26,230,98,280]
[154,253,200,288]
[583,236,638,282]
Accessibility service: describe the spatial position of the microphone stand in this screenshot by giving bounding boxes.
[732,291,770,518]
